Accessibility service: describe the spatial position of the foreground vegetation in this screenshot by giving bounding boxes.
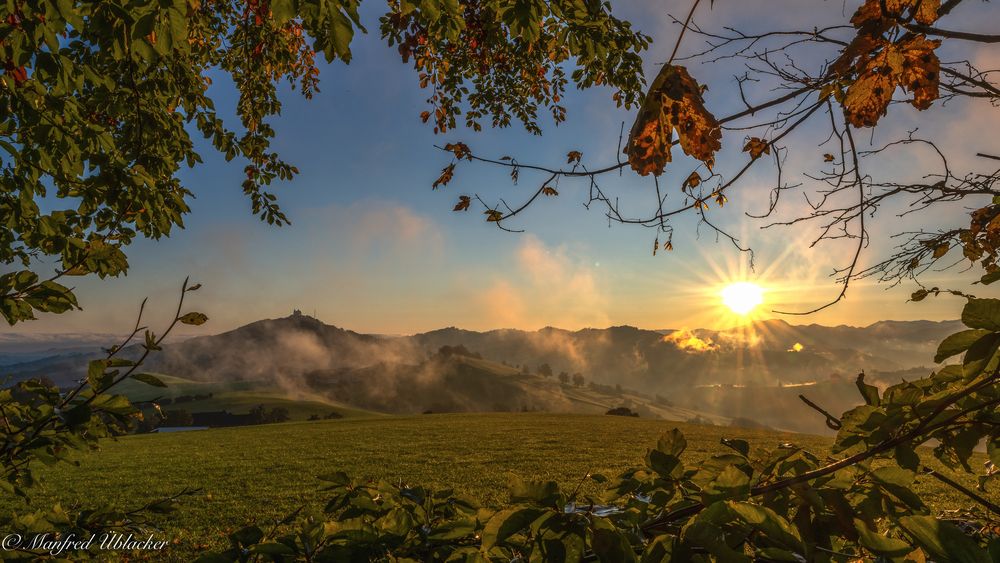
[5,413,993,561]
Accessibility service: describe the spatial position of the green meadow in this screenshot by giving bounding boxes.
[3,413,996,561]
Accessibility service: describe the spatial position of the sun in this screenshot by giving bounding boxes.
[720,282,765,316]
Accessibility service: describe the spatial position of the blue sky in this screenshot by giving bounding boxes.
[8,0,999,336]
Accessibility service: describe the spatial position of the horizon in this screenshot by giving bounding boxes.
[2,311,964,341]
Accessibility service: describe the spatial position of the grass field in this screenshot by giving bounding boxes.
[3,413,996,561]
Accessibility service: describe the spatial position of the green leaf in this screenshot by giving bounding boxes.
[179,312,209,326]
[855,373,880,406]
[509,479,562,509]
[249,543,295,556]
[87,359,111,390]
[657,428,687,457]
[936,329,993,363]
[132,373,167,387]
[962,298,1000,331]
[482,507,545,549]
[727,502,803,553]
[591,518,637,563]
[720,438,749,457]
[427,518,476,541]
[854,518,913,557]
[701,465,750,503]
[899,515,991,563]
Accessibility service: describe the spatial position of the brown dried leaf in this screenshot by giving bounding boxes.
[566,150,582,164]
[444,142,472,161]
[743,137,770,159]
[824,153,835,162]
[682,171,701,190]
[433,163,455,189]
[484,209,503,222]
[453,195,471,211]
[542,186,559,196]
[842,35,940,127]
[624,65,722,176]
[851,0,940,28]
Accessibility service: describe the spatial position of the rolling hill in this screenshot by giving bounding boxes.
[1,313,960,433]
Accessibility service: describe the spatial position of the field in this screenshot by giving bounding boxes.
[4,413,996,561]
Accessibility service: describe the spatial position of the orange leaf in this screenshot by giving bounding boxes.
[624,65,721,176]
[542,186,558,196]
[824,153,835,162]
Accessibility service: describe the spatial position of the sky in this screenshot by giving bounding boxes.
[6,0,1000,337]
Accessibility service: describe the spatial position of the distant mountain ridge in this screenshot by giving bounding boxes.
[1,314,963,434]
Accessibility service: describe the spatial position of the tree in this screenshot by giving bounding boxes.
[572,373,585,387]
[162,408,193,427]
[0,0,649,325]
[537,363,553,378]
[557,371,570,385]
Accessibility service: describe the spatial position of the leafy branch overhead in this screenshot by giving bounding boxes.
[429,0,998,316]
[0,0,650,325]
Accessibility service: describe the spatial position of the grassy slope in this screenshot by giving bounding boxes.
[5,413,996,561]
[116,373,380,421]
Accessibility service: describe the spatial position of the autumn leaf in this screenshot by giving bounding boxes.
[453,195,471,211]
[444,142,472,161]
[743,137,770,159]
[714,192,727,207]
[420,111,431,123]
[852,0,940,27]
[824,153,835,162]
[682,171,701,190]
[842,35,941,128]
[566,150,582,164]
[542,186,558,196]
[484,209,503,222]
[179,312,208,326]
[433,163,455,189]
[932,243,949,258]
[624,65,722,176]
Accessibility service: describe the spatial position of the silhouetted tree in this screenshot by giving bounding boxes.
[558,372,570,385]
[538,364,553,378]
[572,373,585,387]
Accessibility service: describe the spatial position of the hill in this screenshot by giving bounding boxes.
[2,414,989,562]
[2,314,961,433]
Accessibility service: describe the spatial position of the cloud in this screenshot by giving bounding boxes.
[324,201,445,258]
[475,235,609,329]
